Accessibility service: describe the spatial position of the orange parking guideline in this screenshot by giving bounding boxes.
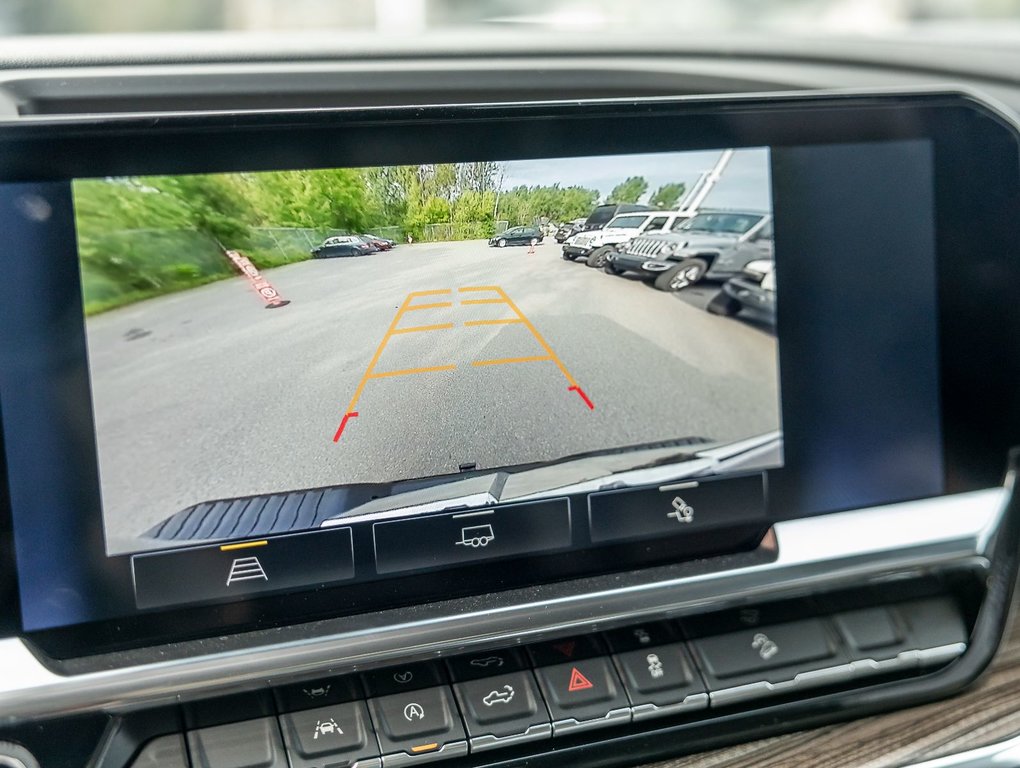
[369,364,457,379]
[391,323,455,335]
[464,318,523,327]
[492,286,579,388]
[472,356,551,367]
[460,298,505,306]
[406,301,453,311]
[335,284,592,442]
[334,289,455,441]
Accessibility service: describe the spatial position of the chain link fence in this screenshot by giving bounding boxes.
[417,222,497,242]
[80,223,511,314]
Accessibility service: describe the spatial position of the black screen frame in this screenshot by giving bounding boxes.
[0,90,1017,659]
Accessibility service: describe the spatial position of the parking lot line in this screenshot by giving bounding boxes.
[471,355,552,367]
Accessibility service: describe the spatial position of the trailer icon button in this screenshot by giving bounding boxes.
[372,498,572,576]
[456,524,495,548]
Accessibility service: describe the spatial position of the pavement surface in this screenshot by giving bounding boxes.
[85,240,779,554]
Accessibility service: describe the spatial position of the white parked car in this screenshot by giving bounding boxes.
[561,210,690,267]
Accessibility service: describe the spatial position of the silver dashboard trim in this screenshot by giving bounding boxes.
[0,487,1006,724]
[904,733,1020,768]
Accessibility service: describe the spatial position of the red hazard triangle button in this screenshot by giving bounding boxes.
[567,667,594,692]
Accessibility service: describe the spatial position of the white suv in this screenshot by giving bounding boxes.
[561,210,689,267]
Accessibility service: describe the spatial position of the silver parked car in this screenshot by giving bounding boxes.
[605,210,773,291]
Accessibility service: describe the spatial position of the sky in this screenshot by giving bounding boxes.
[499,147,772,211]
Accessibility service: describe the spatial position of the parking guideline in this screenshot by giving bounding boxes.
[332,284,593,442]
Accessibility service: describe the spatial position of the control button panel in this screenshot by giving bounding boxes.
[367,685,467,766]
[129,734,189,768]
[690,617,850,705]
[897,597,969,659]
[527,634,606,667]
[833,607,904,655]
[446,649,528,682]
[534,657,631,735]
[587,473,766,545]
[162,592,968,768]
[693,618,839,680]
[612,642,708,720]
[453,670,551,750]
[604,621,679,654]
[187,717,288,768]
[132,528,355,610]
[279,702,380,768]
[363,662,447,697]
[372,499,572,575]
[275,675,362,712]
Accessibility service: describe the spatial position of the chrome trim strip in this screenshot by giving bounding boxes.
[469,723,552,752]
[630,692,710,722]
[552,707,633,737]
[382,741,467,768]
[708,642,968,707]
[0,488,1006,723]
[903,733,1020,768]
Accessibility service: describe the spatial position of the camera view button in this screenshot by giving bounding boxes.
[131,527,355,610]
[372,498,571,576]
[587,472,766,545]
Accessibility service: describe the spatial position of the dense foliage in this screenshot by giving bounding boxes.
[73,163,684,313]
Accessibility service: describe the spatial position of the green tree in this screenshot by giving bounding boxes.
[458,162,499,193]
[607,176,649,205]
[649,182,687,210]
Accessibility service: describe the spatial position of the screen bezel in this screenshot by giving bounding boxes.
[0,91,1018,658]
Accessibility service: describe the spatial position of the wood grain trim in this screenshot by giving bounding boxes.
[645,616,1020,768]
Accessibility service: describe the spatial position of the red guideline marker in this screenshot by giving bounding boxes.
[568,667,594,692]
[333,412,359,442]
[568,385,595,410]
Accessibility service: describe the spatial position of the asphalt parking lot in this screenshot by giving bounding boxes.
[86,239,780,554]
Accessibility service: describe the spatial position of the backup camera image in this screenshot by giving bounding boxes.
[74,148,781,556]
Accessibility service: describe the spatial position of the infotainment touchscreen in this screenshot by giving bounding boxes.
[73,148,779,559]
[4,93,1017,648]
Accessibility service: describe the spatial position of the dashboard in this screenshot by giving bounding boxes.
[0,32,1019,768]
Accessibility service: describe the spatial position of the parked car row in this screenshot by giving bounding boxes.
[311,234,397,258]
[562,209,776,324]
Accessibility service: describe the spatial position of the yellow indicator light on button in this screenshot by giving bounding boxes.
[411,743,439,754]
